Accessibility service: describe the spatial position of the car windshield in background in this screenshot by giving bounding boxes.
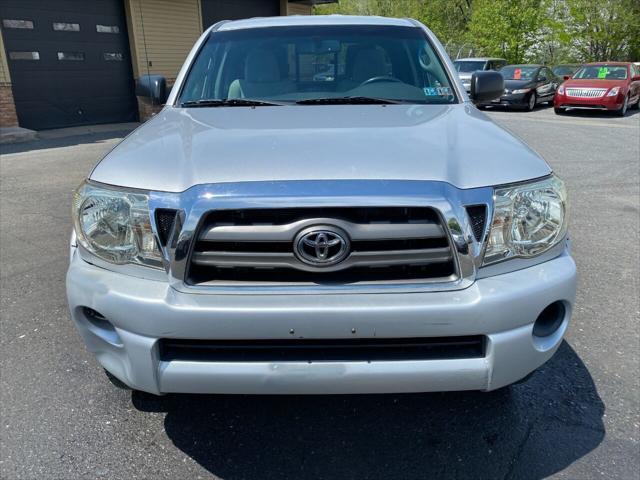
[572,65,627,80]
[552,65,578,77]
[453,61,486,72]
[179,25,457,106]
[500,66,538,81]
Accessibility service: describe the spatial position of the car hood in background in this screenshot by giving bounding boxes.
[562,78,627,89]
[91,104,551,192]
[504,79,536,90]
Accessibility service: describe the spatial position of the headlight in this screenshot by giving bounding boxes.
[512,88,532,94]
[606,86,620,97]
[557,85,565,94]
[72,181,163,268]
[483,176,568,265]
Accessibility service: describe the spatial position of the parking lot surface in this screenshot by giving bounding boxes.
[1,106,638,479]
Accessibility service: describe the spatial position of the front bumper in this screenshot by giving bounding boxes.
[480,92,529,107]
[554,93,623,110]
[67,248,576,395]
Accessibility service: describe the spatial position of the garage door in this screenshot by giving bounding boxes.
[0,0,137,130]
[201,0,280,29]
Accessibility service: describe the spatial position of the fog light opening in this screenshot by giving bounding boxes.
[81,307,122,346]
[533,301,566,338]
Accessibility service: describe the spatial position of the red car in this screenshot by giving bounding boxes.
[554,62,640,116]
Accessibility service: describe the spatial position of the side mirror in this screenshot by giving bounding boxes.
[470,71,504,103]
[135,74,168,105]
[563,75,571,81]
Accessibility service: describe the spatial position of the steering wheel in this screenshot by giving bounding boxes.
[359,76,403,86]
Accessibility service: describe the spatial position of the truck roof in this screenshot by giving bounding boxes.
[216,14,417,31]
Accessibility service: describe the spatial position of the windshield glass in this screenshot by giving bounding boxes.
[453,61,486,72]
[179,25,457,105]
[572,65,627,80]
[500,66,538,81]
[552,65,578,77]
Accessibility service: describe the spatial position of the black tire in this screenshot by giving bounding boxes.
[104,369,132,390]
[554,107,565,115]
[526,92,537,111]
[616,95,629,116]
[633,96,640,110]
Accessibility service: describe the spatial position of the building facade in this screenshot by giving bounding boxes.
[0,0,327,130]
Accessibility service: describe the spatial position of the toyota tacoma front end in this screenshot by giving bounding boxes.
[66,16,576,395]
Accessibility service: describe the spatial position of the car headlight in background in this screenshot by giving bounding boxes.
[557,85,565,94]
[483,175,568,265]
[606,86,620,97]
[72,181,163,268]
[512,88,532,94]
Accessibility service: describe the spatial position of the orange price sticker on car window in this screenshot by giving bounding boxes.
[514,68,522,80]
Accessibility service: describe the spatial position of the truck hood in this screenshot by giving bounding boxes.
[91,104,551,192]
[563,78,626,89]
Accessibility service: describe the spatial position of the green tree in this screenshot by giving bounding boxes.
[314,0,639,63]
[467,0,544,63]
[527,0,578,64]
[565,0,640,61]
[315,0,473,46]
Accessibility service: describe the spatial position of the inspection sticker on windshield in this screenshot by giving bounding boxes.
[598,67,609,78]
[424,87,453,97]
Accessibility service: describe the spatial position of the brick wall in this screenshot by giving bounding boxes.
[0,83,19,128]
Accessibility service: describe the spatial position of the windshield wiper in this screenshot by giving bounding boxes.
[180,98,288,107]
[295,96,404,105]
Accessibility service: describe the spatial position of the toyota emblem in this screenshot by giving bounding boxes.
[294,226,350,266]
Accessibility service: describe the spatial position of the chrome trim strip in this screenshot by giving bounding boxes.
[201,218,445,242]
[565,88,607,98]
[192,247,452,272]
[146,180,494,295]
[564,105,608,110]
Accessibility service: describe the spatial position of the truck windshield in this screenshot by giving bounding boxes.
[178,25,457,106]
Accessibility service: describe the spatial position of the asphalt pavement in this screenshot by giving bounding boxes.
[1,106,638,479]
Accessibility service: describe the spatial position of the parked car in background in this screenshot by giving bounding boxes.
[554,62,640,116]
[453,57,507,92]
[479,65,559,110]
[552,64,581,79]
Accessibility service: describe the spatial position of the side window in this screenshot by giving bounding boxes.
[486,61,493,71]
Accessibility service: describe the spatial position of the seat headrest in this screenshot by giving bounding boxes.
[244,49,281,83]
[350,47,388,83]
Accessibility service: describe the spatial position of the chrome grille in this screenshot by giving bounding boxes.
[187,207,456,286]
[565,88,607,98]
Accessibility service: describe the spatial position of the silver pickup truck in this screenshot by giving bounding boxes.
[66,15,576,395]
